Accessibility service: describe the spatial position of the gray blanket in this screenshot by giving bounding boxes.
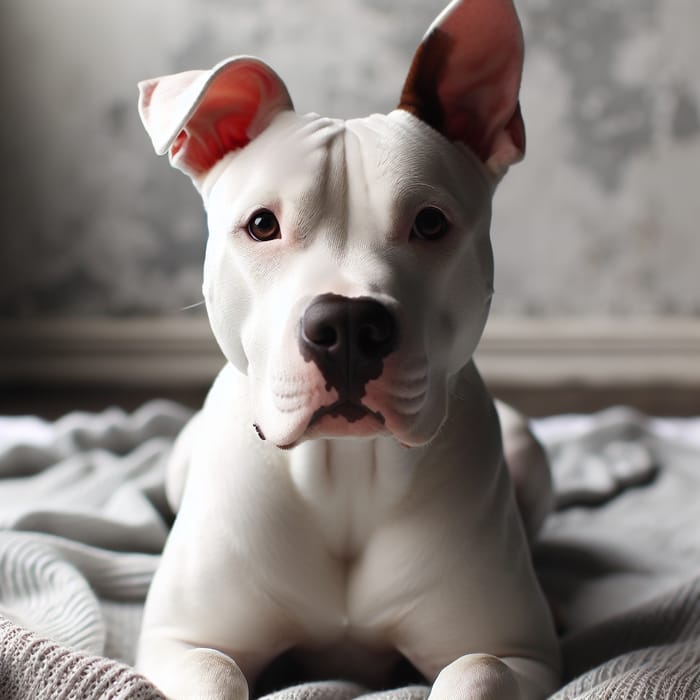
[0,401,699,699]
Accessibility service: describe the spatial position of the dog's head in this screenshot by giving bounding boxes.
[138,0,525,449]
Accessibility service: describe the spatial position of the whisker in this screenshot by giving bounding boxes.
[180,300,206,311]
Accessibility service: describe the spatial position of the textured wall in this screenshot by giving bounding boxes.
[495,0,700,316]
[1,0,698,318]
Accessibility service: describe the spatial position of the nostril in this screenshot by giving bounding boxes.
[305,320,338,349]
[357,316,395,357]
[301,301,344,350]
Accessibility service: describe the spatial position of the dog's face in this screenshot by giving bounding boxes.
[138,0,525,448]
[201,110,494,447]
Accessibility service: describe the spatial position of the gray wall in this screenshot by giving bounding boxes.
[1,0,698,318]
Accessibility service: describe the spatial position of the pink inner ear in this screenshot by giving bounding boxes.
[172,65,280,174]
[438,21,525,163]
[138,58,293,179]
[398,0,525,170]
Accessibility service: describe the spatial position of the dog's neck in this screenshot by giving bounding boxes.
[283,364,487,559]
[287,433,425,558]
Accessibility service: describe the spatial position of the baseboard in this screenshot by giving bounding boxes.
[0,317,221,387]
[476,317,700,386]
[1,316,699,388]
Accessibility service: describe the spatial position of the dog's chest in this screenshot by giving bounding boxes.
[287,438,418,557]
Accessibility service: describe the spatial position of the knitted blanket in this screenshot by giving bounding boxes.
[0,401,699,699]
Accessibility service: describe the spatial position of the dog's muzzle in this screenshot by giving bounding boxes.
[299,294,398,418]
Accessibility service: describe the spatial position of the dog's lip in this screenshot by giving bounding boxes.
[310,401,385,427]
[276,401,385,450]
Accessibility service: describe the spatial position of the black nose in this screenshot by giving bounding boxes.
[300,294,398,400]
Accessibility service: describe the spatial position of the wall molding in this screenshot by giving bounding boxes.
[476,317,700,386]
[1,316,699,388]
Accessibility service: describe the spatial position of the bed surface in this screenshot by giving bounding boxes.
[0,401,699,699]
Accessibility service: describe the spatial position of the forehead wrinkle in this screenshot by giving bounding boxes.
[343,121,399,250]
[343,120,438,245]
[292,136,338,241]
[291,124,348,259]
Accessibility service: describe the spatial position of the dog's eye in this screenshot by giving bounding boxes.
[247,209,280,242]
[411,207,449,241]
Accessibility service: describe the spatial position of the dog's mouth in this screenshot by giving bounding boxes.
[274,401,386,450]
[310,401,385,427]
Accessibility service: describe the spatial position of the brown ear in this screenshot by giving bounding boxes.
[138,56,293,181]
[398,0,525,177]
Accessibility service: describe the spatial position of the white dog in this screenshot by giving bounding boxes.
[135,1,561,698]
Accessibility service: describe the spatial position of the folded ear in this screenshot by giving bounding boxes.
[398,0,525,178]
[138,56,293,181]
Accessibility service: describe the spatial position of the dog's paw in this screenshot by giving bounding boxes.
[160,648,249,700]
[427,654,521,700]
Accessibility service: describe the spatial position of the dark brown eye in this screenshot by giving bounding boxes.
[411,207,449,241]
[247,209,280,242]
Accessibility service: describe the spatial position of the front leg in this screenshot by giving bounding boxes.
[136,511,299,700]
[429,654,559,700]
[137,636,251,700]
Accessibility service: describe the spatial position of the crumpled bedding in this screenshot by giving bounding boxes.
[0,401,699,699]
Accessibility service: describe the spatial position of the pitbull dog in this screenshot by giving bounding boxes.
[136,1,561,698]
